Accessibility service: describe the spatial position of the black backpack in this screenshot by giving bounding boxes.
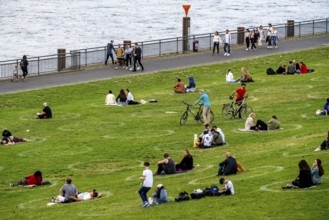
[266,68,276,75]
[175,191,190,202]
[190,189,205,199]
[203,185,220,196]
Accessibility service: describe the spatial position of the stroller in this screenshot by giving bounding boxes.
[185,76,196,93]
[11,64,22,82]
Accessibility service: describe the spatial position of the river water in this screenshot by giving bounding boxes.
[0,0,328,60]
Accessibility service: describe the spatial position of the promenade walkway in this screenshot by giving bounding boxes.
[1,35,328,95]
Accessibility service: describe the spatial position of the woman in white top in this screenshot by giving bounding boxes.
[226,69,235,83]
[245,113,256,130]
[257,25,264,46]
[212,31,222,55]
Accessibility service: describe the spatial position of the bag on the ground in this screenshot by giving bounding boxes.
[190,189,205,199]
[266,68,276,75]
[175,191,190,202]
[203,185,220,196]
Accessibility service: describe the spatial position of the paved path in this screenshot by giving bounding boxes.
[1,35,328,95]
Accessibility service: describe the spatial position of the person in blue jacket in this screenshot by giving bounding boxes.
[194,89,211,125]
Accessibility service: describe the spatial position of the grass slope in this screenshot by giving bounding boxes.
[0,47,328,220]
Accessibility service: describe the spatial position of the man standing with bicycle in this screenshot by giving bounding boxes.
[194,89,211,125]
[230,83,247,118]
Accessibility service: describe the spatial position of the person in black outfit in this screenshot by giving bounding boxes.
[175,149,194,171]
[217,152,237,176]
[133,43,144,72]
[155,153,176,175]
[20,55,29,80]
[282,159,313,189]
[105,40,115,65]
[36,102,52,119]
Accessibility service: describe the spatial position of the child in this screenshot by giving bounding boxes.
[138,162,153,208]
[11,64,19,82]
[219,177,234,195]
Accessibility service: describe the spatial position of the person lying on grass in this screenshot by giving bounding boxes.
[10,170,50,187]
[1,129,28,145]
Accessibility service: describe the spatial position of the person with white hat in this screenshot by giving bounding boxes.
[149,184,168,205]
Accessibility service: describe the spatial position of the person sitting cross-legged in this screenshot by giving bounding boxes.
[154,153,176,175]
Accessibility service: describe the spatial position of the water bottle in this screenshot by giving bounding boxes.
[193,134,198,148]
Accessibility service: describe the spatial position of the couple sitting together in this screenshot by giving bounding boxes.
[154,150,194,176]
[244,113,280,131]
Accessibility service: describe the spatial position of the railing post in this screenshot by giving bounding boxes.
[159,40,161,56]
[176,37,179,54]
[142,42,144,58]
[210,33,212,49]
[299,22,301,37]
[85,49,87,67]
[38,57,40,75]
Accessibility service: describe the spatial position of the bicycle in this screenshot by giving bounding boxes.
[180,101,214,125]
[222,96,253,120]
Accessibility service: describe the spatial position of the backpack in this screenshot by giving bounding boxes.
[190,189,205,199]
[204,185,220,196]
[175,191,190,202]
[266,68,275,75]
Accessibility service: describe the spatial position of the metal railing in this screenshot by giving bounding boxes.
[0,18,328,79]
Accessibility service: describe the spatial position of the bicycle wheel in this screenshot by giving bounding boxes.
[180,111,188,125]
[240,105,253,119]
[209,111,215,123]
[222,104,233,120]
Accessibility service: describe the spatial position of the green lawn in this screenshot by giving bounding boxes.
[0,47,328,220]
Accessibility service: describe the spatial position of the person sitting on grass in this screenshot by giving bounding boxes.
[275,64,286,74]
[149,184,168,205]
[311,159,324,185]
[244,113,256,130]
[212,125,226,144]
[126,88,139,105]
[35,102,52,119]
[226,69,235,83]
[286,61,296,75]
[105,90,117,105]
[175,149,194,171]
[219,177,234,196]
[314,130,329,151]
[154,153,176,175]
[10,170,50,187]
[217,152,237,176]
[197,130,213,148]
[56,178,79,203]
[211,128,225,146]
[116,89,127,105]
[185,76,196,93]
[267,115,281,130]
[198,124,211,142]
[173,78,186,94]
[236,67,253,83]
[300,61,314,74]
[282,159,313,189]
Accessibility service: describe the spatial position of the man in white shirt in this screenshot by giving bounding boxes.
[198,130,213,148]
[223,29,232,56]
[126,88,139,105]
[105,90,116,105]
[138,162,153,208]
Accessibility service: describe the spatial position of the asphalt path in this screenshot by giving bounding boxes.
[1,35,328,95]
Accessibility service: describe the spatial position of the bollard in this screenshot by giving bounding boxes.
[57,49,66,71]
[237,27,245,45]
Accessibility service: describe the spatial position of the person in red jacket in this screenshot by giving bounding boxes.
[10,170,50,187]
[300,61,308,74]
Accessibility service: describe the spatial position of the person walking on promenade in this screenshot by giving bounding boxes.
[194,89,211,125]
[266,24,273,48]
[20,55,29,80]
[124,44,133,69]
[105,40,115,65]
[212,31,222,55]
[223,29,232,56]
[271,27,278,48]
[250,29,258,51]
[245,29,251,51]
[138,162,153,208]
[133,43,144,72]
[257,25,264,47]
